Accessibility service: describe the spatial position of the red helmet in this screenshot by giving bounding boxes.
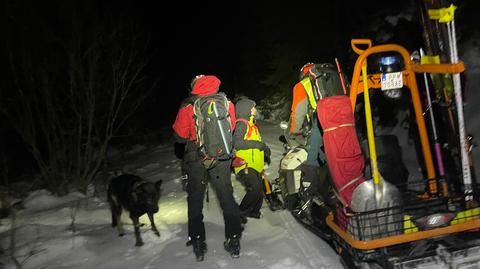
[299,62,314,80]
[190,74,205,89]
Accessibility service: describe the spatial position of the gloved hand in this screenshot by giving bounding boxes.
[264,154,271,165]
[263,145,271,165]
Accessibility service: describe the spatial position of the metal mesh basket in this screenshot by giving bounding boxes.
[335,189,480,241]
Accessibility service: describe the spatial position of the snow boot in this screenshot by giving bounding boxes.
[224,234,240,258]
[186,236,207,261]
[241,209,260,219]
[248,211,261,219]
[265,193,284,211]
[239,213,248,224]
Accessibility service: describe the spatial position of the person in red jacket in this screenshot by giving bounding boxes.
[172,75,242,261]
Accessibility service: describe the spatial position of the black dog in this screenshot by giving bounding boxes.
[107,174,162,246]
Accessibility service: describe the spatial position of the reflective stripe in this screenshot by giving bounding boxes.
[300,77,317,110]
[323,123,355,133]
[338,175,363,193]
[207,102,214,115]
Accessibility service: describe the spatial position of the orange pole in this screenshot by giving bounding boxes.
[406,67,437,193]
[411,61,465,73]
[263,173,272,195]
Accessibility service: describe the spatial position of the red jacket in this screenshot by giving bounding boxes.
[172,75,236,142]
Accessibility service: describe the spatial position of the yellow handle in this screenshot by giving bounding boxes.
[351,39,373,55]
[263,173,272,195]
[361,64,380,185]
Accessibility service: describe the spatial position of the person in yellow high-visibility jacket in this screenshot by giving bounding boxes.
[233,97,271,220]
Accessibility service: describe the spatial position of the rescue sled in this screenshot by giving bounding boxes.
[327,39,480,269]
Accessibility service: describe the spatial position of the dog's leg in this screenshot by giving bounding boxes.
[116,215,124,236]
[114,205,124,236]
[131,214,144,247]
[148,213,160,237]
[109,203,117,227]
[108,192,117,227]
[111,205,122,229]
[109,194,124,236]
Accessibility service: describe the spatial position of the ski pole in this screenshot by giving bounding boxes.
[418,0,455,132]
[441,6,473,201]
[420,48,448,197]
[442,86,457,133]
[335,58,347,95]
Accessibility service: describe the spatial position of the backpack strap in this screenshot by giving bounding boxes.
[235,118,249,125]
[181,96,196,108]
[236,118,255,139]
[131,180,149,202]
[300,77,318,110]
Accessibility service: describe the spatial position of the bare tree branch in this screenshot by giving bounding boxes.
[1,4,153,195]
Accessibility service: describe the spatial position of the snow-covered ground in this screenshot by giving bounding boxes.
[0,121,343,269]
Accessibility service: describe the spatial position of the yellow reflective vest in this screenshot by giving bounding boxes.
[234,117,265,174]
[300,77,317,111]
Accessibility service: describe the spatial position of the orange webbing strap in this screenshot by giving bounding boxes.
[236,118,254,139]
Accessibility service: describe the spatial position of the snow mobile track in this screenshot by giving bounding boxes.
[291,211,332,242]
[279,209,331,268]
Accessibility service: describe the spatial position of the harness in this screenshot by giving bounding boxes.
[234,117,263,174]
[131,180,149,202]
[236,118,259,140]
[300,77,317,111]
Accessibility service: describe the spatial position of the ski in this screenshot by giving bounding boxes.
[428,3,473,201]
[420,48,449,196]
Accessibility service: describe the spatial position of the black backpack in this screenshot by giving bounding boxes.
[193,92,233,168]
[307,63,345,101]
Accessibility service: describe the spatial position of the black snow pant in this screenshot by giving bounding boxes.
[185,155,242,241]
[237,168,264,215]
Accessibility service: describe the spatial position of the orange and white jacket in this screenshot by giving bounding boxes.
[290,77,317,134]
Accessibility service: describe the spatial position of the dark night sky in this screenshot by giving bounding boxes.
[121,0,415,124]
[3,0,475,125]
[2,0,475,120]
[2,0,429,122]
[1,0,475,176]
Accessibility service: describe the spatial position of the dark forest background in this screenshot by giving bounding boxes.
[0,0,476,194]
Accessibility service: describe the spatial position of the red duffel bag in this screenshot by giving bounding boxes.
[316,95,365,206]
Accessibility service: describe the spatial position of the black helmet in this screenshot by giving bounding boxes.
[299,62,314,80]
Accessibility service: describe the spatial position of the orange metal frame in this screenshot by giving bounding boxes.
[326,213,480,250]
[349,39,465,195]
[349,39,466,195]
[333,39,473,250]
[349,39,436,192]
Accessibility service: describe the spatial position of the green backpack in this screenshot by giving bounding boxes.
[307,63,345,100]
[193,92,233,168]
